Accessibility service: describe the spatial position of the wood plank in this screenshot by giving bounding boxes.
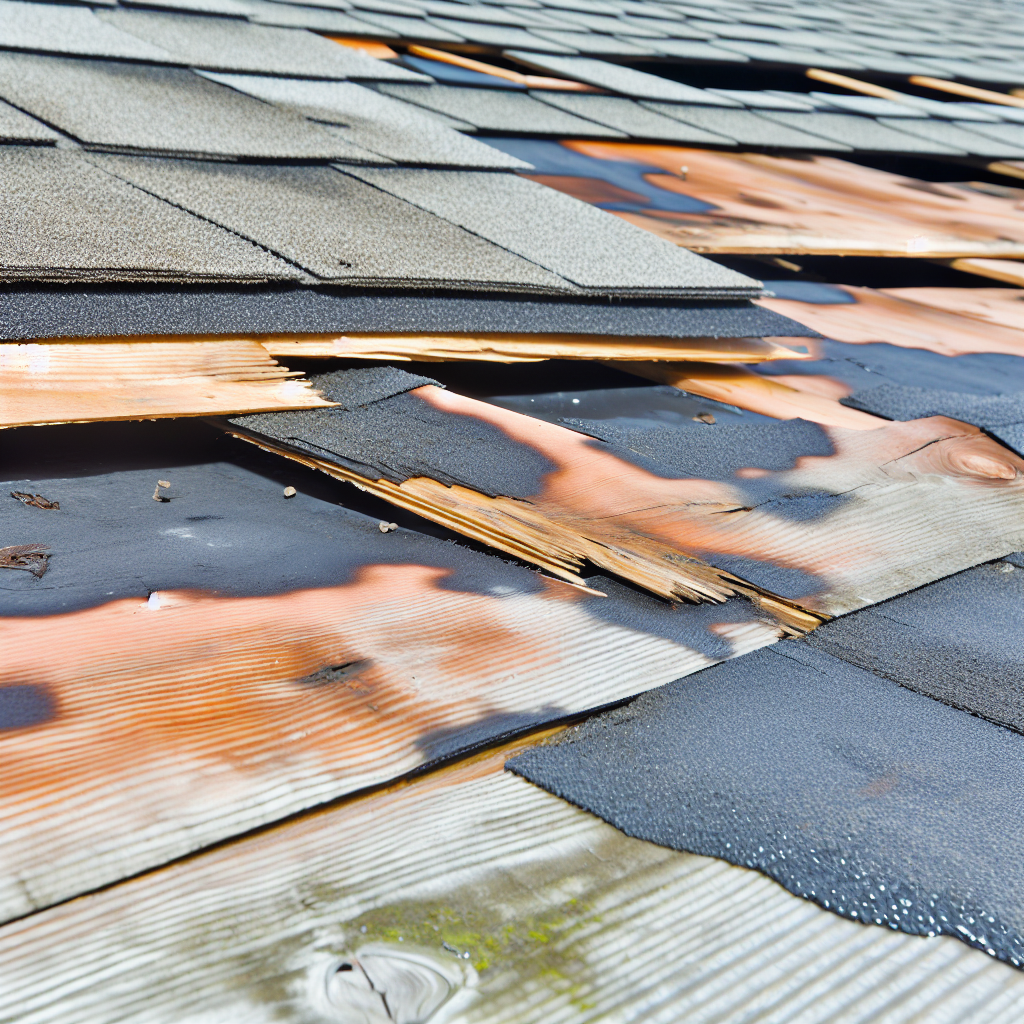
[229,377,1024,619]
[908,75,1024,108]
[0,557,781,922]
[758,285,1024,357]
[0,339,329,428]
[531,143,1024,258]
[3,738,1023,1024]
[941,257,1024,287]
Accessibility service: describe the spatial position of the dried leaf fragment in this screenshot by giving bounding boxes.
[10,491,59,510]
[0,544,50,578]
[378,522,398,533]
[153,480,171,503]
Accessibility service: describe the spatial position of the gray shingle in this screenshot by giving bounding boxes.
[200,73,530,168]
[426,18,577,50]
[0,0,173,61]
[807,93,928,118]
[879,118,1024,157]
[345,166,762,296]
[0,147,297,282]
[712,39,867,68]
[0,98,60,144]
[642,104,853,149]
[757,112,963,153]
[504,52,738,104]
[90,155,575,292]
[539,9,666,35]
[950,120,1024,152]
[344,10,466,39]
[0,53,382,160]
[374,83,627,135]
[120,0,255,16]
[531,92,736,144]
[96,9,427,80]
[523,30,657,56]
[643,39,749,60]
[708,89,814,110]
[239,0,380,34]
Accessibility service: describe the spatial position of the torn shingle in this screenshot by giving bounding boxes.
[343,166,763,296]
[0,147,299,283]
[0,53,382,160]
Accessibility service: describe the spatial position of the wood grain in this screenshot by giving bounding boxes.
[881,287,1024,333]
[0,340,329,427]
[942,257,1024,287]
[0,565,780,922]
[535,143,1024,258]
[231,385,1024,619]
[3,741,1023,1024]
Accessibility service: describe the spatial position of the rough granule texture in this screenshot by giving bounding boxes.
[0,147,296,282]
[373,83,626,136]
[0,52,369,160]
[504,52,730,104]
[842,384,1024,426]
[428,19,576,51]
[509,642,1024,968]
[231,373,556,498]
[346,166,761,296]
[530,93,735,144]
[343,11,465,43]
[0,0,172,61]
[198,73,528,169]
[991,423,1024,458]
[952,120,1024,151]
[0,99,59,144]
[242,0,380,37]
[96,9,427,81]
[642,104,852,149]
[805,561,1024,733]
[93,155,570,291]
[308,366,439,409]
[756,112,962,153]
[0,290,816,341]
[877,118,1024,157]
[528,29,660,57]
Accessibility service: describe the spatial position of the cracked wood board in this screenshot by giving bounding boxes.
[0,340,329,427]
[3,740,1024,1024]
[526,142,1024,258]
[228,377,1024,620]
[0,552,780,923]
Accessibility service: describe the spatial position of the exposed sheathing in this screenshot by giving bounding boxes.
[5,747,1022,1024]
[0,339,330,428]
[509,639,1024,968]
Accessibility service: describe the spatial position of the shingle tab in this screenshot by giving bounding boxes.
[199,73,530,168]
[427,18,577,50]
[96,9,428,80]
[880,118,1024,157]
[374,82,627,135]
[90,154,575,292]
[345,166,762,296]
[0,53,382,160]
[0,147,298,282]
[758,111,964,153]
[526,30,658,56]
[642,104,853,149]
[0,98,60,144]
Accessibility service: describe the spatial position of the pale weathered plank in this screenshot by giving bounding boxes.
[3,742,1024,1024]
[881,287,1024,333]
[0,339,329,427]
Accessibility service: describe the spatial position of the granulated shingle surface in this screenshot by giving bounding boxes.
[373,82,626,135]
[199,73,528,168]
[527,30,658,57]
[877,117,1024,157]
[805,561,1024,734]
[0,290,815,340]
[93,154,572,291]
[0,147,297,283]
[642,104,853,149]
[0,53,376,160]
[530,92,735,144]
[96,8,428,80]
[757,111,963,153]
[346,166,762,296]
[427,19,576,50]
[0,98,59,144]
[842,384,1024,427]
[508,641,1024,968]
[0,0,172,61]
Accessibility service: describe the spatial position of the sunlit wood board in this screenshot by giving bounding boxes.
[3,740,1023,1024]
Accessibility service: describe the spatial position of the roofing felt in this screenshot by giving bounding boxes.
[91,155,572,291]
[0,0,173,61]
[0,147,297,283]
[877,118,1024,157]
[0,53,380,161]
[757,111,963,153]
[504,51,736,105]
[346,166,762,295]
[0,98,59,144]
[805,561,1024,735]
[842,384,1024,431]
[0,289,814,341]
[373,82,626,135]
[640,105,853,149]
[96,8,428,80]
[198,73,528,168]
[508,637,1024,968]
[529,92,736,144]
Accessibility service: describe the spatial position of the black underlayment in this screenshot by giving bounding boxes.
[509,632,1024,968]
[0,288,815,340]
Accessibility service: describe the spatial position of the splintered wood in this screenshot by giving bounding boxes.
[0,339,329,427]
[229,385,1024,622]
[528,143,1024,258]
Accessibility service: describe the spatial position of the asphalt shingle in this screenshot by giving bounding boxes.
[642,104,853,149]
[757,111,964,153]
